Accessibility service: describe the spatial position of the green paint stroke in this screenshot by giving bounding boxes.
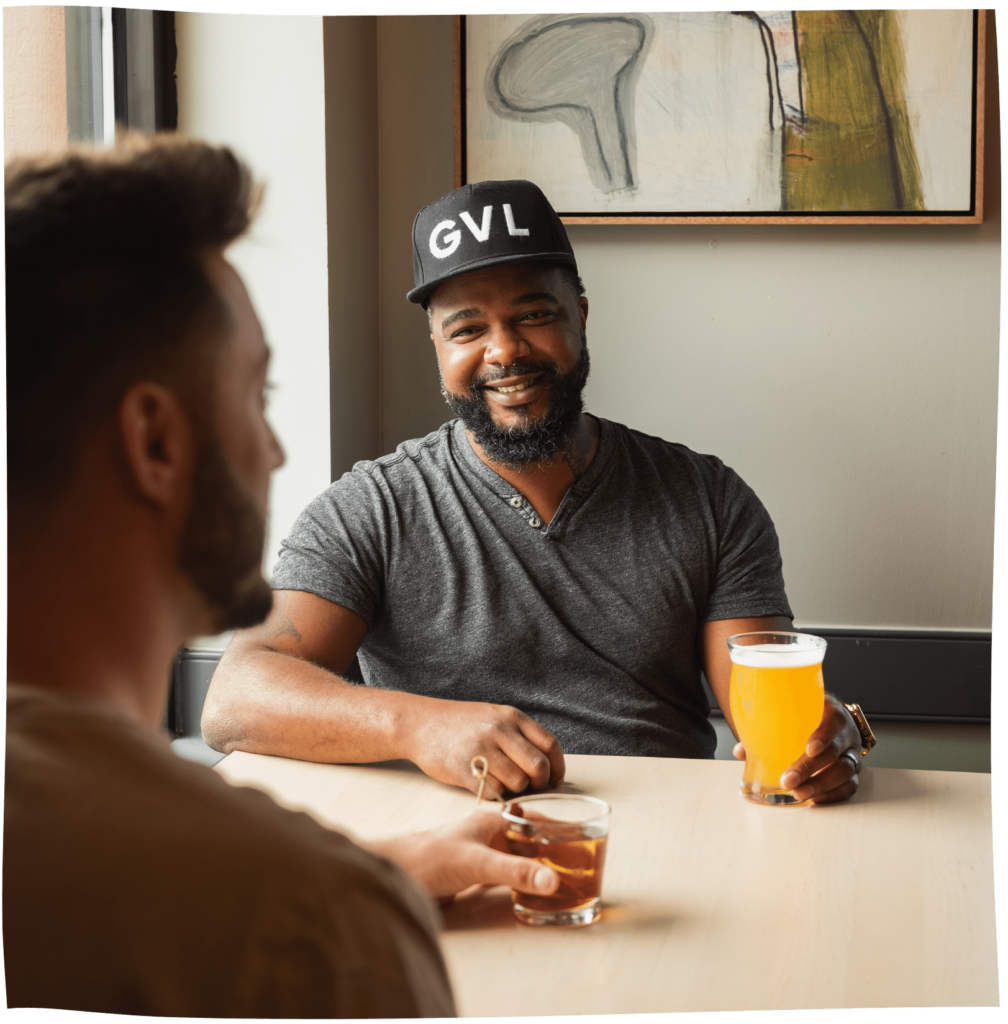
[785,11,924,212]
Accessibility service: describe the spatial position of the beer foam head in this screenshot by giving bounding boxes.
[728,641,826,668]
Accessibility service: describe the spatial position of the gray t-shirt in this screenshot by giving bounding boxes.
[273,417,792,759]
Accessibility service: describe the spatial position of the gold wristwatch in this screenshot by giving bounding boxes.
[842,702,876,758]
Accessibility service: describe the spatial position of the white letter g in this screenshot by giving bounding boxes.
[430,220,461,259]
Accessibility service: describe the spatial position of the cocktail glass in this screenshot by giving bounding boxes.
[502,794,611,926]
[728,631,827,806]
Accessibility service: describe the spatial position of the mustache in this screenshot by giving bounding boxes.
[472,361,559,391]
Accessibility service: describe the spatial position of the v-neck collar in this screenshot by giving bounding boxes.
[449,416,616,538]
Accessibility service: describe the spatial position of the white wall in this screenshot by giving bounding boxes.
[574,220,999,631]
[175,13,331,646]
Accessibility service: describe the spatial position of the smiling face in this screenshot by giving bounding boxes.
[430,261,588,421]
[429,261,590,469]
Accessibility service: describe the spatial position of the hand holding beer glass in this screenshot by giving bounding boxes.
[728,631,827,806]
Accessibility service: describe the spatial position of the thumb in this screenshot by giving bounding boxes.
[475,847,560,896]
[733,741,746,761]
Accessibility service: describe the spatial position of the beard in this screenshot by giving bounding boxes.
[441,339,591,471]
[177,436,274,633]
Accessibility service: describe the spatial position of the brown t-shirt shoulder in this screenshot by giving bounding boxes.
[3,682,455,1017]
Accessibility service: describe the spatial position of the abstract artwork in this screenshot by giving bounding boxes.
[458,11,985,223]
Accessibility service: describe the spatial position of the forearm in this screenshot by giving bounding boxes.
[201,641,429,763]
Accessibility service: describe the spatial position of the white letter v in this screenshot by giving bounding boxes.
[460,206,493,242]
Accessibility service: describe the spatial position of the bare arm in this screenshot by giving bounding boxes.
[699,615,862,803]
[202,590,564,796]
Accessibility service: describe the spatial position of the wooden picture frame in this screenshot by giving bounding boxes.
[455,11,986,225]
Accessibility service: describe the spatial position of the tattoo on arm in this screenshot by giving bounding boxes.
[264,614,302,645]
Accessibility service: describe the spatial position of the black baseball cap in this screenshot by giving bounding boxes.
[407,179,577,305]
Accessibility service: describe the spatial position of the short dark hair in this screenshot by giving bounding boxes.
[5,133,260,508]
[556,263,586,301]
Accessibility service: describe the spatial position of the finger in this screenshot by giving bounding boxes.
[481,772,508,802]
[516,714,566,786]
[482,748,531,796]
[498,730,557,791]
[780,733,848,790]
[804,697,856,758]
[458,754,511,800]
[780,708,859,788]
[732,741,746,761]
[810,773,860,805]
[791,751,860,804]
[458,757,504,799]
[462,843,560,896]
[460,806,510,850]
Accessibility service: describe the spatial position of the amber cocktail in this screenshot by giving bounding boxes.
[502,794,610,927]
[728,632,826,806]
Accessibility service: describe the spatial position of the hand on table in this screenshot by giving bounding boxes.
[732,694,863,804]
[365,806,560,902]
[405,699,565,798]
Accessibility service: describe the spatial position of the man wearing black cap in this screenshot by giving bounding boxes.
[205,180,868,805]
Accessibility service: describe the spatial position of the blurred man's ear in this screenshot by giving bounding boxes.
[118,383,194,508]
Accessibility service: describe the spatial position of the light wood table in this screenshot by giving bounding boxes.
[216,752,997,1014]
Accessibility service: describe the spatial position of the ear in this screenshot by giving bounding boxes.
[578,295,589,331]
[118,383,194,507]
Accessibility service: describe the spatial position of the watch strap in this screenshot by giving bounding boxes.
[842,702,876,758]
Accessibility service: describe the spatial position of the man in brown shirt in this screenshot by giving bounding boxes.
[3,136,559,1016]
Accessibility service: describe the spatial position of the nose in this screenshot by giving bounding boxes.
[267,420,286,472]
[482,320,531,367]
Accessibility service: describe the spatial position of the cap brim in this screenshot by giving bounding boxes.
[407,250,577,305]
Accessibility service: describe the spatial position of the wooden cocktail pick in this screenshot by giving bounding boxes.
[470,755,504,806]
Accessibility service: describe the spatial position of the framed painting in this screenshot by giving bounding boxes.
[455,10,986,224]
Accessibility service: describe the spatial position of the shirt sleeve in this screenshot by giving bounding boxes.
[702,461,794,623]
[270,466,391,626]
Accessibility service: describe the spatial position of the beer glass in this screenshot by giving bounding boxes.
[502,794,610,927]
[727,631,826,806]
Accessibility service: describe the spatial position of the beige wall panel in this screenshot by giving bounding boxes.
[324,16,380,479]
[3,6,68,160]
[376,15,456,453]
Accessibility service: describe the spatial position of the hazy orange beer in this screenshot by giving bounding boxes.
[728,632,826,806]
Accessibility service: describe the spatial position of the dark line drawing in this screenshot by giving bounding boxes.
[754,16,775,130]
[849,10,905,209]
[791,10,805,121]
[470,10,958,215]
[487,15,654,194]
[757,14,788,130]
[734,12,786,132]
